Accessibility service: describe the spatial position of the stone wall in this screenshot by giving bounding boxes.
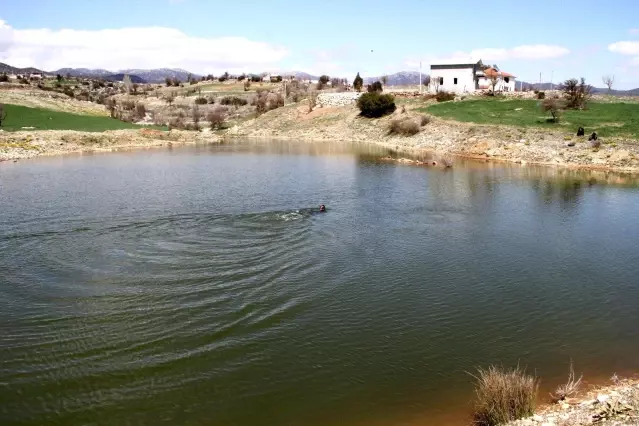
[316,92,363,107]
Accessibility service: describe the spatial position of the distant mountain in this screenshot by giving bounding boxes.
[104,74,147,84]
[0,62,47,75]
[365,71,422,86]
[119,68,199,83]
[54,67,112,78]
[521,81,639,96]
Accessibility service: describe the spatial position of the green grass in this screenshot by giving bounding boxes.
[0,104,159,132]
[423,98,639,138]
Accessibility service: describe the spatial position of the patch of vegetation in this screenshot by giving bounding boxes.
[194,96,208,105]
[472,365,539,426]
[220,96,248,106]
[389,117,420,136]
[0,103,162,132]
[367,81,383,93]
[436,91,455,102]
[357,92,396,118]
[425,98,639,137]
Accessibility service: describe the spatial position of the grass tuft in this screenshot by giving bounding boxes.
[471,365,539,426]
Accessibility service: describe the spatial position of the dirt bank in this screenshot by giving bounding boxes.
[0,128,220,162]
[227,101,639,173]
[508,377,639,426]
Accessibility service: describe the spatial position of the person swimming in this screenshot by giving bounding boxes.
[319,204,326,212]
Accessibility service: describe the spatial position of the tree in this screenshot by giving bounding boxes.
[56,74,63,82]
[0,73,8,83]
[485,69,501,94]
[319,75,330,84]
[381,75,388,86]
[540,96,565,123]
[192,105,201,130]
[165,77,172,87]
[0,103,7,127]
[561,78,592,109]
[353,72,363,92]
[602,75,615,93]
[422,75,431,87]
[431,76,442,93]
[165,92,176,107]
[367,81,383,93]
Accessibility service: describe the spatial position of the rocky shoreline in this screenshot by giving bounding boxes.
[508,377,639,426]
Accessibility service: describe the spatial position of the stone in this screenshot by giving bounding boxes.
[533,415,544,422]
[561,403,570,410]
[597,394,609,403]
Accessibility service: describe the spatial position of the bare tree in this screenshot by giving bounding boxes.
[0,103,6,127]
[308,90,318,113]
[123,74,132,94]
[602,75,615,93]
[487,69,501,95]
[381,75,388,87]
[165,91,176,107]
[192,105,201,130]
[430,76,442,93]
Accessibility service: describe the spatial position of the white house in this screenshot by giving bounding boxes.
[429,59,516,93]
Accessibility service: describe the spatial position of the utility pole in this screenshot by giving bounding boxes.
[419,61,422,94]
[550,70,554,91]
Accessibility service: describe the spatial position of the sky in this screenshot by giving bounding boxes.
[1,0,639,88]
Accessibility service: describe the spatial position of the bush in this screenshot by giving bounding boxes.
[206,95,216,104]
[63,87,75,98]
[168,116,185,130]
[19,78,30,85]
[389,118,420,136]
[220,96,248,106]
[251,75,261,82]
[367,81,383,93]
[135,103,146,120]
[244,80,251,91]
[357,92,396,118]
[541,96,566,123]
[536,91,546,99]
[561,77,592,109]
[0,74,8,83]
[436,91,455,102]
[121,100,136,111]
[420,115,431,126]
[207,108,226,129]
[194,96,208,105]
[472,365,539,426]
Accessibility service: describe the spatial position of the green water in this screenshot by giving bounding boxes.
[1,141,639,426]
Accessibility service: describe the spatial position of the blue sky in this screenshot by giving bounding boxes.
[2,0,639,88]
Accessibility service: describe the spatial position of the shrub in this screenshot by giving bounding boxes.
[135,103,146,120]
[550,362,583,402]
[357,92,396,118]
[251,75,261,82]
[389,118,420,136]
[367,81,383,93]
[472,365,539,426]
[121,99,136,111]
[220,96,248,106]
[237,74,246,81]
[19,78,30,85]
[536,91,546,99]
[194,96,208,105]
[244,80,251,91]
[207,108,226,129]
[561,77,592,109]
[541,96,565,123]
[0,74,8,83]
[206,95,216,104]
[255,93,268,115]
[308,91,317,112]
[63,87,75,98]
[420,115,431,126]
[168,116,185,130]
[435,91,455,102]
[0,103,6,127]
[272,93,284,109]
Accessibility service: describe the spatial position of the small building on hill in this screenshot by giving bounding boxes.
[429,59,516,93]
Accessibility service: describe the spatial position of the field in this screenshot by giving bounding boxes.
[159,81,280,97]
[424,98,639,138]
[0,103,159,132]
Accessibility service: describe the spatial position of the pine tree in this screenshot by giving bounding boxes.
[353,72,363,92]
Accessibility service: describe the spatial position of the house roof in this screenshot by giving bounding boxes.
[483,67,516,78]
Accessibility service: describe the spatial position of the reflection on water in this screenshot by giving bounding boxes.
[1,140,639,426]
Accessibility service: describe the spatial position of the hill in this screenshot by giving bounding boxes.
[365,71,422,86]
[521,81,639,96]
[54,67,112,78]
[119,68,198,83]
[104,74,147,84]
[0,62,47,75]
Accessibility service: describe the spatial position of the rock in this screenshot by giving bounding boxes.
[597,394,609,403]
[567,141,576,147]
[561,403,570,410]
[533,414,544,422]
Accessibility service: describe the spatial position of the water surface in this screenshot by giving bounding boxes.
[2,141,639,426]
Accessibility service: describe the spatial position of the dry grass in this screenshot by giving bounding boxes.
[471,365,539,426]
[389,118,420,136]
[550,362,583,402]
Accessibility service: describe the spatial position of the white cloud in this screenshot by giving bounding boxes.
[0,20,288,74]
[629,29,639,35]
[608,41,639,56]
[430,44,570,64]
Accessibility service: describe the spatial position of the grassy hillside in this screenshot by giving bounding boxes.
[424,98,639,138]
[0,103,156,132]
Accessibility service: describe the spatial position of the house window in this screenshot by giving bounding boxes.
[439,77,444,85]
[454,78,458,85]
[504,77,510,83]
